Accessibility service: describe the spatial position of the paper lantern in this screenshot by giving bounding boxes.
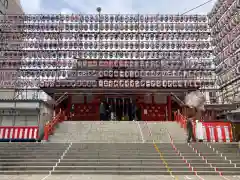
[130,80,135,88]
[120,80,124,87]
[99,80,103,87]
[114,80,119,87]
[114,71,119,77]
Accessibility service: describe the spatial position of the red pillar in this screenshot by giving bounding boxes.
[167,95,172,121]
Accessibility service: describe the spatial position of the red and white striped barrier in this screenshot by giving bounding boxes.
[0,126,39,140]
[174,112,233,142]
[195,122,233,142]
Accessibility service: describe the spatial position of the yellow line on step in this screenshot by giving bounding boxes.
[153,141,179,180]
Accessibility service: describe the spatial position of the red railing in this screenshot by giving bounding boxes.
[43,110,65,141]
[174,111,187,129]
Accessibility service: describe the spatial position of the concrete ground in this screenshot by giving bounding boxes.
[1,175,240,180]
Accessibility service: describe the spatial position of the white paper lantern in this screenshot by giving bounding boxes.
[109,70,113,77]
[125,80,129,87]
[104,70,108,77]
[146,80,151,87]
[156,80,161,87]
[125,71,129,77]
[99,80,103,87]
[130,80,135,88]
[134,71,140,77]
[109,80,113,87]
[151,80,156,87]
[104,80,108,87]
[99,71,103,77]
[162,80,167,87]
[120,71,124,77]
[114,70,119,77]
[114,80,119,87]
[141,80,145,87]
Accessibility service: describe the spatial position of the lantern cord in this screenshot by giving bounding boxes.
[180,0,214,15]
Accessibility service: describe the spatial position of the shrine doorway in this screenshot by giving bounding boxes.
[103,97,137,121]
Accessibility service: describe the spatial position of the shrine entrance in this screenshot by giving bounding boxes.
[42,87,188,121]
[101,97,136,121]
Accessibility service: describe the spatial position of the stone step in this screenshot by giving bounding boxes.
[1,170,228,175]
[209,163,234,167]
[206,160,230,163]
[74,162,189,167]
[196,156,225,160]
[230,160,240,163]
[0,155,62,159]
[55,166,215,172]
[63,155,187,159]
[51,170,195,175]
[0,162,56,166]
[0,170,49,174]
[0,162,185,166]
[0,153,64,156]
[196,153,222,156]
[0,159,58,162]
[221,171,240,175]
[67,152,177,155]
[0,166,53,171]
[221,153,240,156]
[72,150,177,153]
[217,167,240,171]
[65,154,183,159]
[194,171,224,175]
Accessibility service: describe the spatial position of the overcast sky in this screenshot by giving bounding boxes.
[20,0,217,15]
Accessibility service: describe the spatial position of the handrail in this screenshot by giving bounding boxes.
[170,93,185,106]
[55,92,68,105]
[43,110,65,141]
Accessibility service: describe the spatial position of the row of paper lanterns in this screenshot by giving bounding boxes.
[12,42,211,50]
[4,32,210,41]
[0,79,215,88]
[18,70,215,78]
[37,79,213,88]
[15,59,213,69]
[3,14,208,23]
[3,50,212,59]
[2,23,210,33]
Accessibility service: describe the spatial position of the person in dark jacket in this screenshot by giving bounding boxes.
[100,102,105,121]
[186,106,196,143]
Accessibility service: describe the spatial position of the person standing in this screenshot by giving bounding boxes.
[186,106,196,143]
[100,101,105,121]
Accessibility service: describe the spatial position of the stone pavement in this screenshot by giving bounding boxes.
[1,175,240,180]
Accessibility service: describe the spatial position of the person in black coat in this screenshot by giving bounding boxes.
[186,106,197,143]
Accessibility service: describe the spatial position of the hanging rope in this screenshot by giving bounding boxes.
[181,0,214,15]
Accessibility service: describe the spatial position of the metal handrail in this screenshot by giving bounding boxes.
[55,92,68,106]
[170,92,185,106]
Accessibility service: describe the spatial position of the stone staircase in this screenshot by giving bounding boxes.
[49,121,142,142]
[0,142,239,175]
[0,121,239,175]
[49,121,186,143]
[144,121,186,142]
[0,143,68,174]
